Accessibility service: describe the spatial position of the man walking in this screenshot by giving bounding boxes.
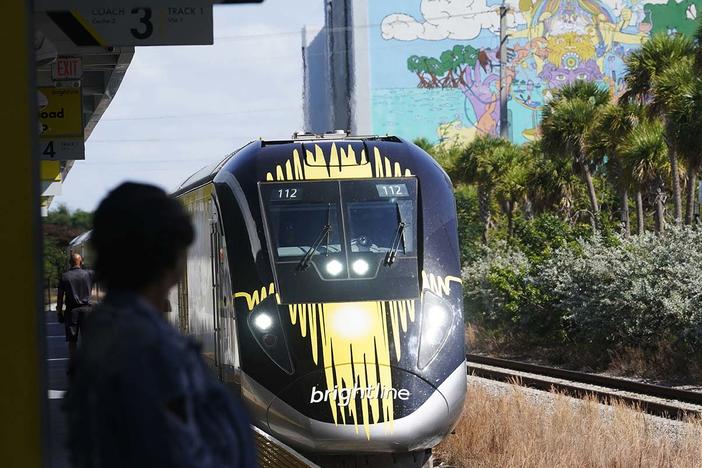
[56,253,94,364]
[63,182,256,468]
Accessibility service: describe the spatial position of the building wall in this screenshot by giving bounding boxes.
[362,0,699,145]
[303,26,332,133]
[326,0,354,131]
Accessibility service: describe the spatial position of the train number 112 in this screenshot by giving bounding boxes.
[376,183,408,197]
[277,188,298,199]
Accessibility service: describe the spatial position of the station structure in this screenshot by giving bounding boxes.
[1,1,318,466]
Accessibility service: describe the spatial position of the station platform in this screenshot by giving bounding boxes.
[44,310,317,468]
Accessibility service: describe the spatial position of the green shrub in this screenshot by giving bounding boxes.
[539,228,702,356]
[463,226,702,373]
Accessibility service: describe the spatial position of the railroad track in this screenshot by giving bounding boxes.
[466,354,702,420]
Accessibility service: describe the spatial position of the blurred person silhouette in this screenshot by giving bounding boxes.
[63,182,256,468]
[56,252,94,369]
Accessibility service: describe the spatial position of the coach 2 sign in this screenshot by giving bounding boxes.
[38,2,213,46]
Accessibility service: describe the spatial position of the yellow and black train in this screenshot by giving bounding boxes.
[168,134,466,466]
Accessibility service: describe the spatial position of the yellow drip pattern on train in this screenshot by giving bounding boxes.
[237,144,464,438]
[265,143,411,181]
[265,143,415,437]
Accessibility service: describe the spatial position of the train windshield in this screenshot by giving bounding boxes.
[259,178,420,303]
[268,203,341,257]
[347,200,415,254]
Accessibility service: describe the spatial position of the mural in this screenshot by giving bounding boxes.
[369,0,700,145]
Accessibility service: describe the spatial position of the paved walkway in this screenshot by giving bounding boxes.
[45,311,70,468]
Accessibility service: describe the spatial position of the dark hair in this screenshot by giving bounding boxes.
[91,182,194,291]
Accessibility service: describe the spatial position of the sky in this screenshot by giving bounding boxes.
[53,0,324,212]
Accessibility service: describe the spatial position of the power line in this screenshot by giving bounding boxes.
[100,106,300,122]
[80,157,218,165]
[88,138,239,143]
[214,10,500,41]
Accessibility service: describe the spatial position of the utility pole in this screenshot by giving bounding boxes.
[499,5,509,140]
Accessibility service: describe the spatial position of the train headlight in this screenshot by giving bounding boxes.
[325,259,344,276]
[418,291,454,369]
[330,304,372,339]
[351,259,370,275]
[248,302,294,374]
[253,313,273,331]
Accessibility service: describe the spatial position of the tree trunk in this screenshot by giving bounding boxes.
[618,187,630,237]
[581,164,600,231]
[668,146,682,226]
[655,187,666,234]
[429,73,440,88]
[415,72,428,89]
[478,184,491,244]
[685,165,697,225]
[523,195,534,220]
[458,66,467,86]
[635,190,645,235]
[507,199,515,238]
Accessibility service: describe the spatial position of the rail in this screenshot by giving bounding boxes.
[466,354,702,420]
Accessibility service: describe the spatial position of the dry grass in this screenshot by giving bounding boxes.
[436,382,702,467]
[465,324,513,354]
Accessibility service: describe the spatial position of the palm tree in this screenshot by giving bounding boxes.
[619,120,670,234]
[623,33,695,226]
[525,140,579,219]
[653,57,702,225]
[585,102,642,235]
[495,143,531,236]
[541,81,610,230]
[448,135,511,243]
[413,137,434,153]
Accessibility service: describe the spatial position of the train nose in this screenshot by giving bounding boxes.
[256,362,466,453]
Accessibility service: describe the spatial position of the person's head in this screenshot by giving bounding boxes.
[70,253,82,268]
[91,182,194,296]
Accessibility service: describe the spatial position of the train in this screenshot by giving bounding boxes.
[76,133,467,467]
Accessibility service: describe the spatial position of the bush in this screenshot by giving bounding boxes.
[454,186,483,263]
[463,226,702,375]
[539,228,702,357]
[462,243,560,345]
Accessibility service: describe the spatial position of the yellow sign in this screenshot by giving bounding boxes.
[38,87,82,137]
[40,161,61,182]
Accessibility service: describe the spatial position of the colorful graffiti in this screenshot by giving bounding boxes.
[370,0,699,145]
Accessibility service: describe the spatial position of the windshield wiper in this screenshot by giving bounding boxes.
[385,203,406,266]
[297,204,333,271]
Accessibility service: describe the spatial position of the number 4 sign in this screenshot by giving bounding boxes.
[39,138,85,161]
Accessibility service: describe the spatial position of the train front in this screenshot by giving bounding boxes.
[218,138,466,457]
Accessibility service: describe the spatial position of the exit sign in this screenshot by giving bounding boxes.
[52,57,82,81]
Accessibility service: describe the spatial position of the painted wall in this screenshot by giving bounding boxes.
[368,0,701,145]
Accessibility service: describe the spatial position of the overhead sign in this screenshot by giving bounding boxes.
[38,87,82,137]
[39,138,85,161]
[52,57,82,81]
[38,86,85,160]
[35,0,263,10]
[44,5,213,46]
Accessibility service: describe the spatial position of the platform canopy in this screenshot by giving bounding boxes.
[32,0,264,214]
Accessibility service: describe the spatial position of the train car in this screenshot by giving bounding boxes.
[170,133,466,467]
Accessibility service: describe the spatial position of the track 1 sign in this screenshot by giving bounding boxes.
[44,4,213,46]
